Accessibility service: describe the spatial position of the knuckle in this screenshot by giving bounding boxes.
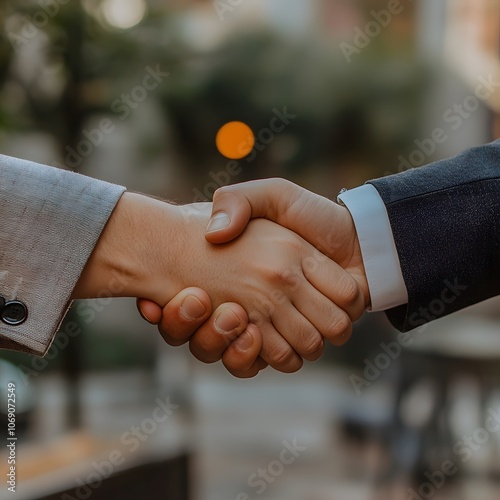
[249,309,265,325]
[339,276,361,307]
[272,178,294,196]
[301,334,324,359]
[270,345,302,372]
[213,185,240,206]
[268,267,300,290]
[213,185,231,199]
[328,313,351,338]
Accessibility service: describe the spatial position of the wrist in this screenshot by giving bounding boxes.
[72,192,181,303]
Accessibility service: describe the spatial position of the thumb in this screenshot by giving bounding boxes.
[205,188,252,244]
[205,178,297,244]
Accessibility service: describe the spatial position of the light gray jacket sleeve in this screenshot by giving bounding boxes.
[0,155,126,355]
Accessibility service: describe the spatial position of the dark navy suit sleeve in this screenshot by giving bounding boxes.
[367,140,500,332]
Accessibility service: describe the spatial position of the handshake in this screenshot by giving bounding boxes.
[73,179,370,378]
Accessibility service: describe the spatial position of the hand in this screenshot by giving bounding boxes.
[74,193,364,373]
[74,193,264,378]
[137,290,268,379]
[138,179,370,376]
[206,178,370,309]
[169,203,364,372]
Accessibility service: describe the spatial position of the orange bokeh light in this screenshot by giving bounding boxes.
[216,121,255,159]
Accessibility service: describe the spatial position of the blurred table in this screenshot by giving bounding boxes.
[2,426,190,500]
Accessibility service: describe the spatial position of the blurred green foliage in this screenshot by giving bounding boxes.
[1,1,429,179]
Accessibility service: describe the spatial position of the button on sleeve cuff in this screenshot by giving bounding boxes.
[0,155,126,355]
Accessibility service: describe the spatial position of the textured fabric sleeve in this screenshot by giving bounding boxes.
[367,140,500,332]
[0,155,126,355]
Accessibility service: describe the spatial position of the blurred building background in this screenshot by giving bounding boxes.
[1,0,500,499]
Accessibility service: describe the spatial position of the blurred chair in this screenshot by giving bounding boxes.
[388,315,500,485]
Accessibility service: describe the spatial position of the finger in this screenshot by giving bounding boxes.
[137,298,163,325]
[189,303,249,364]
[302,256,365,321]
[254,320,303,373]
[205,192,252,243]
[270,304,325,362]
[205,179,299,244]
[289,278,353,345]
[206,180,353,271]
[154,288,213,347]
[222,324,263,378]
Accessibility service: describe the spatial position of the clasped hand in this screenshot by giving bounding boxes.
[137,179,370,378]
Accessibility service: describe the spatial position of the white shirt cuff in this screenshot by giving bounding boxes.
[338,184,408,312]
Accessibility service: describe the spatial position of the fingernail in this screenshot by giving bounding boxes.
[215,309,240,334]
[180,296,207,320]
[206,212,231,233]
[233,331,253,352]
